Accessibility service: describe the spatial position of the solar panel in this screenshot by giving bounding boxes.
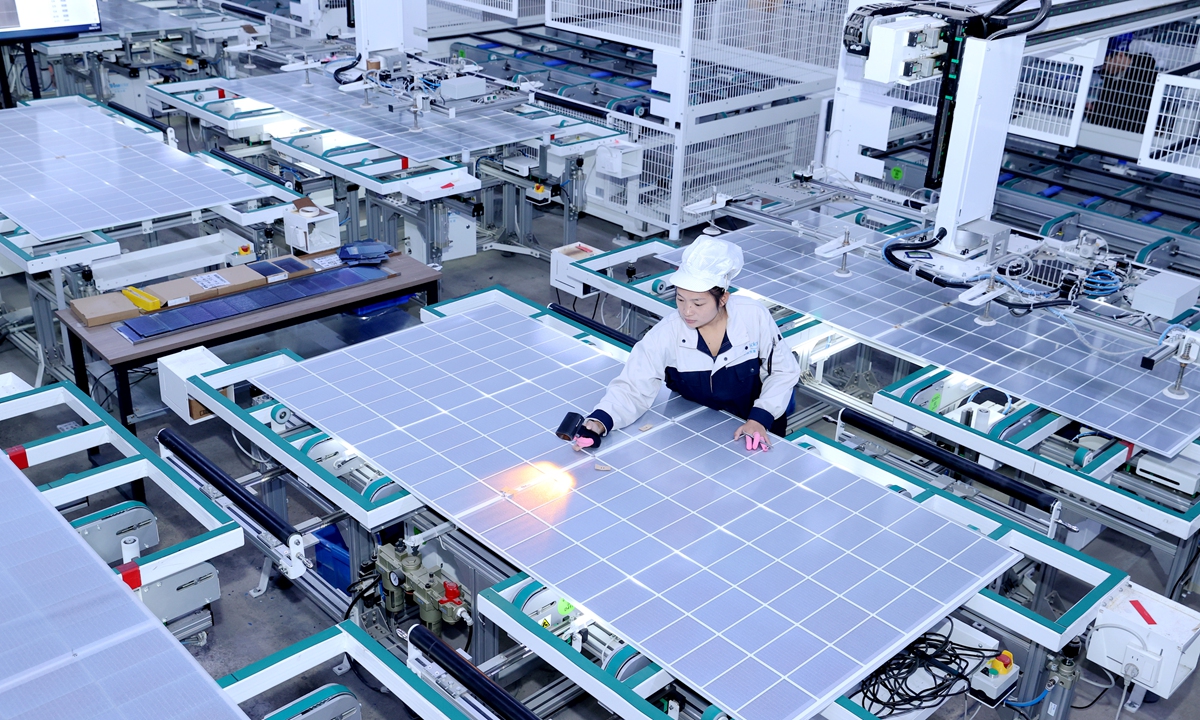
[93,0,194,36]
[0,103,267,241]
[217,73,546,163]
[665,215,1200,457]
[253,304,1019,720]
[0,457,247,720]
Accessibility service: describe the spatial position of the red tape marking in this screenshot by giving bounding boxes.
[118,562,142,590]
[1130,599,1157,625]
[5,445,27,470]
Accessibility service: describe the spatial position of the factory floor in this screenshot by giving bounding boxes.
[1,212,1199,720]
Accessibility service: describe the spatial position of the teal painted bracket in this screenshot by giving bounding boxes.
[263,684,356,720]
[192,365,413,514]
[1136,236,1175,264]
[987,404,1038,440]
[877,379,1200,525]
[219,625,346,687]
[3,382,240,576]
[880,365,941,398]
[900,369,950,404]
[481,587,672,720]
[1007,410,1060,446]
[835,697,882,720]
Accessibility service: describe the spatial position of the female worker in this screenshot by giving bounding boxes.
[575,236,800,450]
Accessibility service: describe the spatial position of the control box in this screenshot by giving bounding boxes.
[1136,441,1200,495]
[970,657,1020,701]
[1086,581,1200,698]
[863,16,947,85]
[551,243,601,299]
[1131,270,1200,320]
[440,76,487,100]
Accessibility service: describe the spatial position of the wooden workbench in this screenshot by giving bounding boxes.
[58,254,440,432]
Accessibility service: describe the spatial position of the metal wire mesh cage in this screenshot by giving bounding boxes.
[1139,76,1200,175]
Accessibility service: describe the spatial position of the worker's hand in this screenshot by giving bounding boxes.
[573,419,606,451]
[734,420,771,451]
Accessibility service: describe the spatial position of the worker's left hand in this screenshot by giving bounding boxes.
[734,420,771,450]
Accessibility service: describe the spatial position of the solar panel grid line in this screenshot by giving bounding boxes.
[666,217,1200,456]
[0,457,248,719]
[217,74,547,163]
[0,104,267,240]
[253,304,1020,720]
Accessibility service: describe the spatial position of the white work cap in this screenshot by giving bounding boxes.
[668,236,744,292]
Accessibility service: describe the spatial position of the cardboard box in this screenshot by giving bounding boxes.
[209,264,267,295]
[70,293,141,327]
[272,254,315,278]
[144,277,219,308]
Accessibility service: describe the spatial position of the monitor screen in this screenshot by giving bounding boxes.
[0,0,100,42]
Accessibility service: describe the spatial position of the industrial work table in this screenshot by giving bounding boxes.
[58,254,441,434]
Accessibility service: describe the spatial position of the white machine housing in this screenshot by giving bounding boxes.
[1136,443,1200,495]
[1086,581,1200,697]
[283,203,340,253]
[863,15,947,85]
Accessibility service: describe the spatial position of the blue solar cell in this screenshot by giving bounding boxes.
[292,277,325,297]
[273,257,309,274]
[309,273,347,292]
[245,287,285,307]
[125,314,169,338]
[247,260,285,278]
[223,294,261,314]
[156,310,192,332]
[203,298,239,319]
[270,283,305,302]
[178,305,218,325]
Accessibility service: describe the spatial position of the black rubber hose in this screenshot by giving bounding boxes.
[157,428,300,543]
[334,54,362,85]
[839,408,1057,513]
[209,148,288,187]
[409,624,541,720]
[548,302,638,347]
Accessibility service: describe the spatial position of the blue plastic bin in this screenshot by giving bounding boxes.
[314,525,351,591]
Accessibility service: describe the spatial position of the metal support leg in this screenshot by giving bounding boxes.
[248,556,273,598]
[1166,534,1199,600]
[345,519,372,584]
[261,473,288,521]
[519,197,535,246]
[68,330,88,395]
[502,183,517,242]
[113,365,146,501]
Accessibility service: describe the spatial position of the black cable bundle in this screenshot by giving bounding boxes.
[858,620,994,717]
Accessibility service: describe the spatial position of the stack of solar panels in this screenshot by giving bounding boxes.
[117,265,387,343]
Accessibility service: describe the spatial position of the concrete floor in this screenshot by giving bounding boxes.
[2,211,1200,720]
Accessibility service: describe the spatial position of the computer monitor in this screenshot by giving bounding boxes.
[0,0,101,42]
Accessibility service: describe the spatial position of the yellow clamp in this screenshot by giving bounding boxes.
[122,286,161,312]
